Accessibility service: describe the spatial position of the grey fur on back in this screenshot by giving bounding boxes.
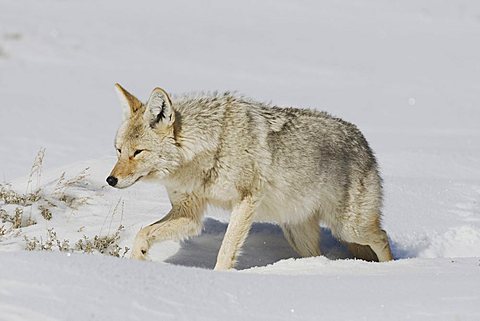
[169,92,381,225]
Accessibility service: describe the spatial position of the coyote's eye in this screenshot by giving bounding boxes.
[134,150,143,157]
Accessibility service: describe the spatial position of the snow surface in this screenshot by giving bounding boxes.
[1,252,479,321]
[1,0,480,320]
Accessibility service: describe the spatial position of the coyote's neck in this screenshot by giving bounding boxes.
[173,95,228,162]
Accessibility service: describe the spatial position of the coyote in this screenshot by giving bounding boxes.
[107,84,393,270]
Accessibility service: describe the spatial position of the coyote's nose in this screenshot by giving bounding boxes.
[106,176,118,187]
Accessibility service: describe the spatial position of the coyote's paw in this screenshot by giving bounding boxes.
[131,232,149,260]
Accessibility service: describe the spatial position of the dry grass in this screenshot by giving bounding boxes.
[0,149,90,226]
[0,184,40,206]
[39,205,52,221]
[0,207,37,229]
[25,225,129,257]
[0,148,44,208]
[1,149,130,258]
[0,225,7,236]
[52,167,91,209]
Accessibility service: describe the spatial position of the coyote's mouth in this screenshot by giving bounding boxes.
[113,175,144,189]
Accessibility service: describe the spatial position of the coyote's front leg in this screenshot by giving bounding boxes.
[214,196,256,270]
[132,193,205,260]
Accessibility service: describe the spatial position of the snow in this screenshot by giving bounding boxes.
[1,252,479,321]
[1,0,480,320]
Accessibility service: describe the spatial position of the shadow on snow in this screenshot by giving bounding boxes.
[164,218,354,270]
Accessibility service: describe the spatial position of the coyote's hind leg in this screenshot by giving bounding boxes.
[281,215,321,257]
[338,224,393,262]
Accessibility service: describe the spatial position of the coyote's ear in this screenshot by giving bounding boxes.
[145,87,174,128]
[114,83,143,119]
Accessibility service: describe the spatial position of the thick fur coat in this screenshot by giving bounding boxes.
[107,84,393,270]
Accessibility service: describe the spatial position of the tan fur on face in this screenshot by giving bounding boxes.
[110,156,138,181]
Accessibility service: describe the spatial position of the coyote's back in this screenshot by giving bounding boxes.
[107,85,393,269]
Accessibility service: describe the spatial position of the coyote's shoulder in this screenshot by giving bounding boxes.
[107,84,392,269]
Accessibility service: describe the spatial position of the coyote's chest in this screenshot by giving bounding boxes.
[164,161,241,208]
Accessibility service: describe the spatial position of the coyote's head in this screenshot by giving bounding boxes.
[107,84,181,188]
